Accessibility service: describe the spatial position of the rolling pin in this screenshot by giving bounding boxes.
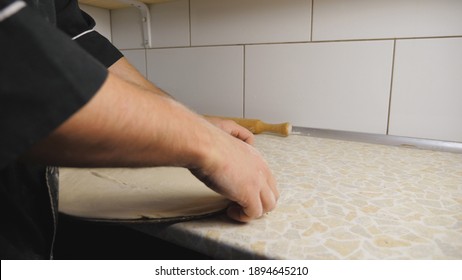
[206,115,292,137]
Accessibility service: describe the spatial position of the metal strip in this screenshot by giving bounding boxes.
[291,127,462,154]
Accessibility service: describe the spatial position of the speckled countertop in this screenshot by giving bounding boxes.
[132,134,462,259]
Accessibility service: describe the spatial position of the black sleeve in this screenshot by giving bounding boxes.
[55,0,123,67]
[0,1,108,168]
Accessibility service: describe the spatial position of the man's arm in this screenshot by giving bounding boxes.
[23,73,279,222]
[109,57,255,144]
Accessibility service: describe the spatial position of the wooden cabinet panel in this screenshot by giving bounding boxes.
[79,0,171,10]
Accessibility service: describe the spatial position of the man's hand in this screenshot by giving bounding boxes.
[190,120,278,222]
[204,116,254,145]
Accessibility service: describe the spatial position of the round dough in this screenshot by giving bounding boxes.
[58,167,229,222]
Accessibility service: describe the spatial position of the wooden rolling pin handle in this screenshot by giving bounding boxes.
[205,116,292,137]
[258,121,292,137]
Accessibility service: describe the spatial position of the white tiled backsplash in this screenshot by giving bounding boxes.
[82,0,462,142]
[245,41,393,134]
[147,46,244,117]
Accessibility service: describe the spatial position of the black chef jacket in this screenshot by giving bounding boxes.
[0,0,123,259]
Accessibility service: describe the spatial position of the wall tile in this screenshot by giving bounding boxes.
[313,0,462,41]
[111,0,190,49]
[147,46,244,117]
[80,4,112,41]
[245,41,394,134]
[389,38,462,142]
[190,0,311,45]
[150,0,190,48]
[121,50,147,77]
[111,7,142,49]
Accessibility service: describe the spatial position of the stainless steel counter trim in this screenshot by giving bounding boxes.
[291,127,462,154]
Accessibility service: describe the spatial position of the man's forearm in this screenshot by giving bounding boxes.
[108,57,255,144]
[24,73,209,168]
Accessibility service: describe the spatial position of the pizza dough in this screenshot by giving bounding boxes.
[58,167,229,222]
